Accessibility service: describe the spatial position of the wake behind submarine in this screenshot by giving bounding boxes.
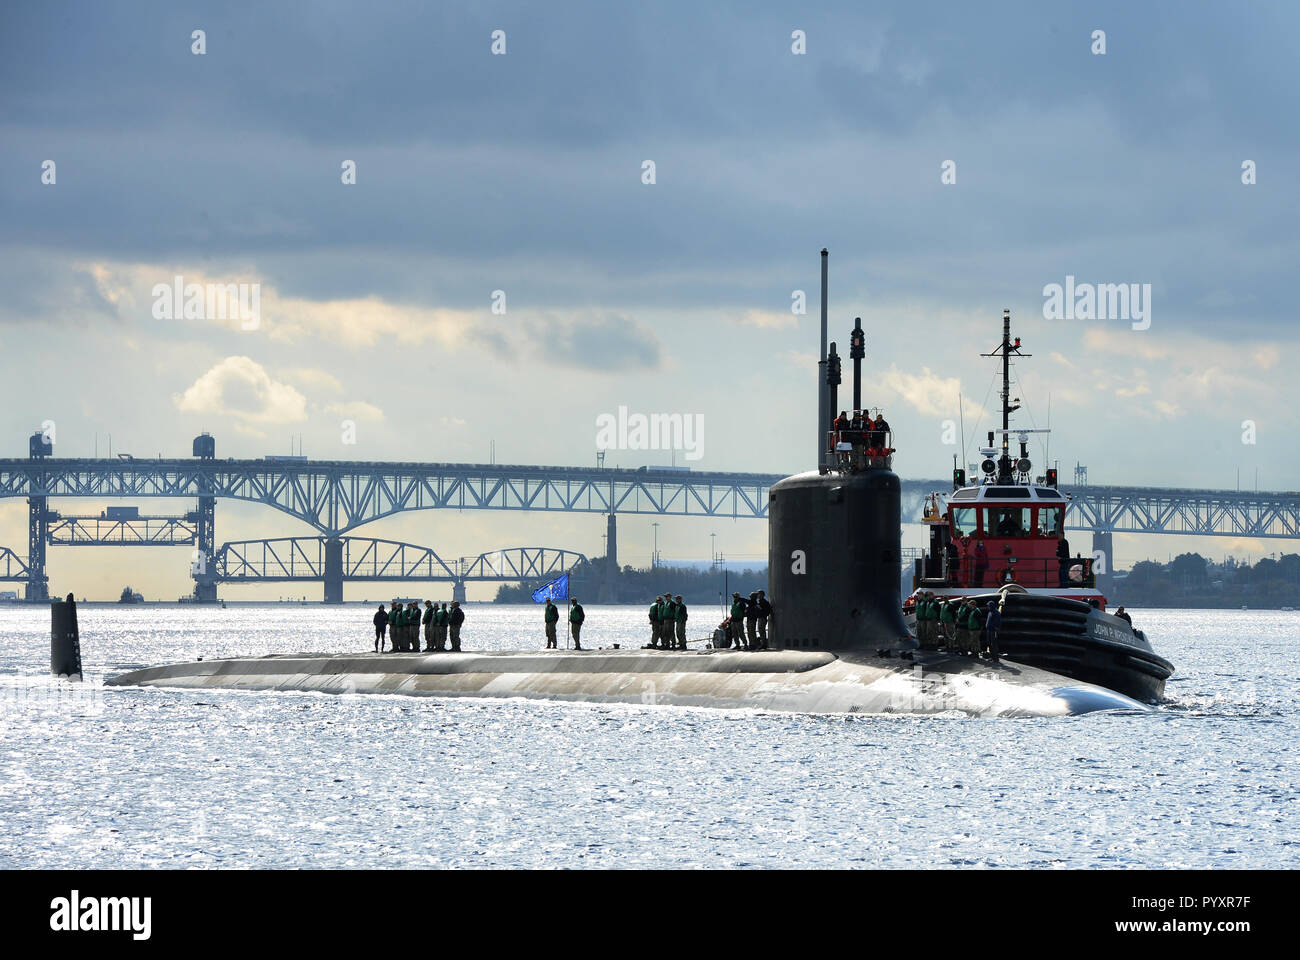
[107,252,1165,717]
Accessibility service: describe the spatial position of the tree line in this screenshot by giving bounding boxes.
[493,554,767,612]
[1115,552,1300,608]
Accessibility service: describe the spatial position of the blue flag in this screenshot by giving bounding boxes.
[531,573,569,603]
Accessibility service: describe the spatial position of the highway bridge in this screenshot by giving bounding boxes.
[3,440,1298,601]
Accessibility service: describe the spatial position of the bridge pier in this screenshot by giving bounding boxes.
[1091,528,1113,598]
[26,496,49,601]
[191,494,218,603]
[323,538,344,604]
[598,512,618,603]
[453,579,467,604]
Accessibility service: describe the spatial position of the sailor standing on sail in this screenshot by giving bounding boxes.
[673,595,688,650]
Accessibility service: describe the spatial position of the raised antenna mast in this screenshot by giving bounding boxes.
[817,249,829,468]
[850,317,865,412]
[981,308,1030,483]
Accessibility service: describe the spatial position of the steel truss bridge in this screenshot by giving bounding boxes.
[46,513,199,546]
[215,539,587,600]
[2,451,1298,601]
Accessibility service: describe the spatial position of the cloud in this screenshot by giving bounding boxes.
[777,350,817,368]
[1253,346,1280,370]
[1081,328,1174,361]
[173,356,308,425]
[64,260,478,348]
[322,400,384,422]
[732,309,799,330]
[1049,351,1074,368]
[284,368,344,392]
[269,295,473,348]
[1072,325,1290,425]
[877,365,986,419]
[505,313,665,372]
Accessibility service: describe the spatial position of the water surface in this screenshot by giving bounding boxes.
[1,604,1295,868]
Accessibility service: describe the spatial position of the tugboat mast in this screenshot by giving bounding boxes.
[982,308,1029,483]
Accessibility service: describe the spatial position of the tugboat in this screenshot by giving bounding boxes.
[904,310,1174,702]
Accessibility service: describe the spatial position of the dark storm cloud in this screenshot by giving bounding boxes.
[5,1,1294,146]
[479,313,665,373]
[1,0,1297,339]
[0,252,118,324]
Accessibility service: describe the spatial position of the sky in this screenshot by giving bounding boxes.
[2,1,1298,600]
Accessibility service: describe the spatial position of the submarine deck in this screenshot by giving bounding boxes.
[106,647,1150,718]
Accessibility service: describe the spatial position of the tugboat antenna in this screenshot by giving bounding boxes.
[958,391,966,461]
[981,308,1030,482]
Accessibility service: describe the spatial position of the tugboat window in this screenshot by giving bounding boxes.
[1037,506,1065,537]
[952,507,977,537]
[987,486,1031,498]
[993,507,1030,536]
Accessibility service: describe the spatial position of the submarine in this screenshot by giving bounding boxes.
[106,250,1152,717]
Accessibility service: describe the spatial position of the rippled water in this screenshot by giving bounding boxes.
[1,603,1296,868]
